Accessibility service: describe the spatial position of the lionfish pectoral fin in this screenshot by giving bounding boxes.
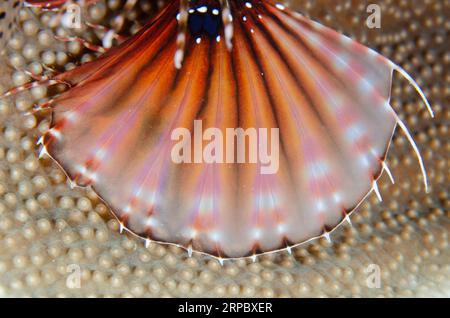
[34,0,432,258]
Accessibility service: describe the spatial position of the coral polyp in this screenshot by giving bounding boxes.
[0,0,448,297]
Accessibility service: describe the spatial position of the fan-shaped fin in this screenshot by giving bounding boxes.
[0,1,21,51]
[41,0,402,258]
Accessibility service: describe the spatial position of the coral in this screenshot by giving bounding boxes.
[0,0,448,297]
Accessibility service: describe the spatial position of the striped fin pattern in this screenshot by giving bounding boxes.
[39,0,401,258]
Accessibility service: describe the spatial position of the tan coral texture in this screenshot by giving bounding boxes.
[0,0,448,297]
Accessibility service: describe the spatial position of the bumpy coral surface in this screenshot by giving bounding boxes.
[0,0,448,297]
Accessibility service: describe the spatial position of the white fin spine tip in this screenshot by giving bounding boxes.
[392,63,434,118]
[394,114,429,193]
[372,180,383,202]
[382,161,395,184]
[36,136,44,146]
[286,246,292,255]
[323,232,331,243]
[67,179,76,190]
[38,146,49,159]
[187,245,193,258]
[145,238,150,248]
[345,214,352,226]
